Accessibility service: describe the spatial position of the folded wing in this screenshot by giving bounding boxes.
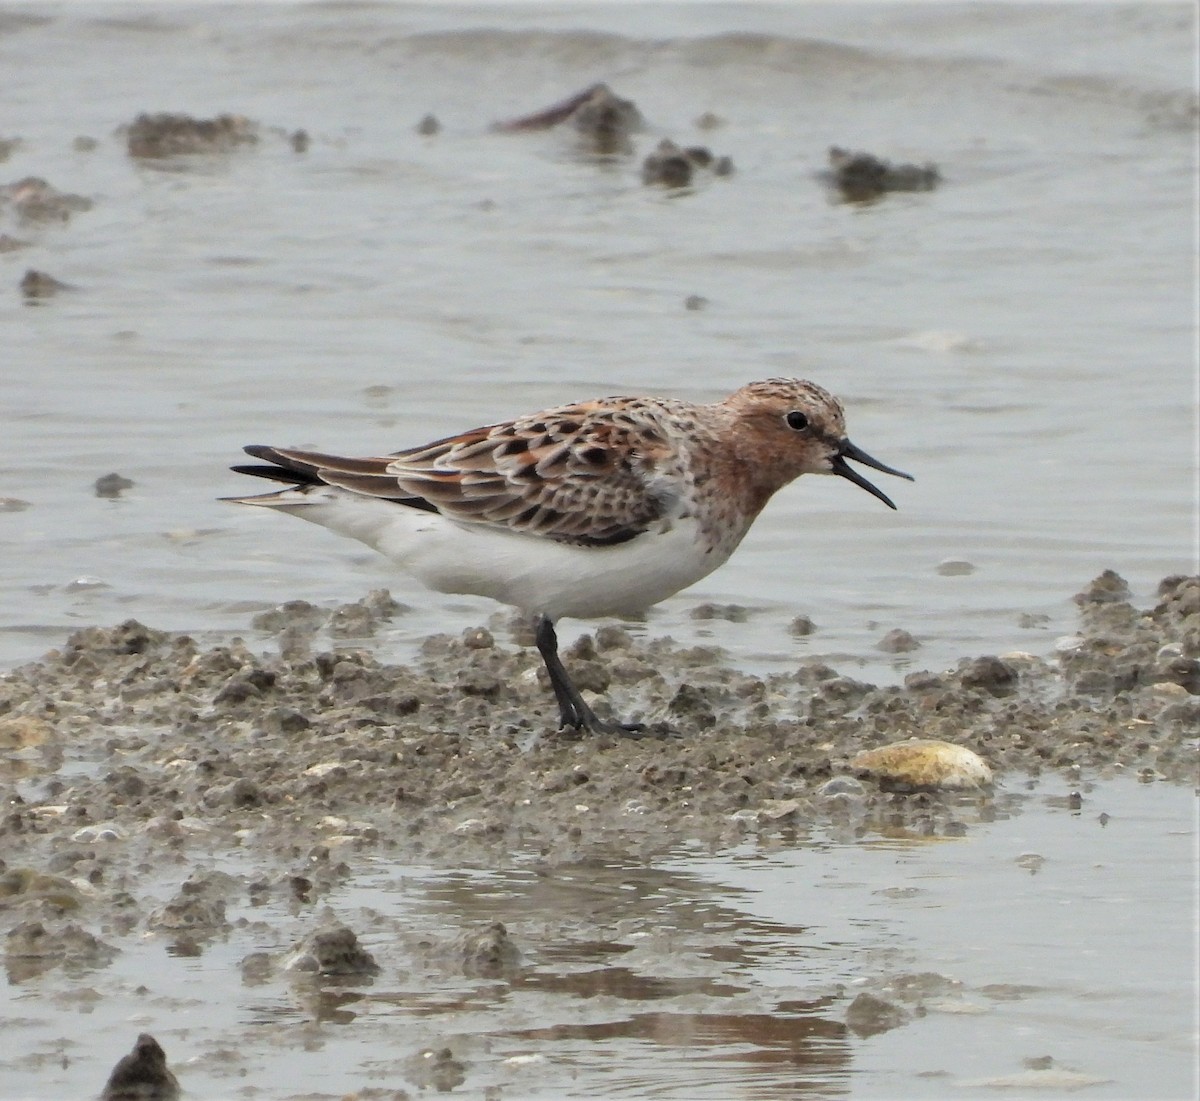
[233,400,679,548]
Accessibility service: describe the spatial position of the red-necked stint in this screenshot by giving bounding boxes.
[230,378,912,735]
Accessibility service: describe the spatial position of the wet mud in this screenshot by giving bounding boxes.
[1,575,1196,1095]
[1,570,1193,867]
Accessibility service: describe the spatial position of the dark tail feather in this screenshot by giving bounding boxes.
[229,463,320,486]
[231,445,440,514]
[232,445,323,486]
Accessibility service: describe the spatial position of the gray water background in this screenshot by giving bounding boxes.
[3,0,1196,678]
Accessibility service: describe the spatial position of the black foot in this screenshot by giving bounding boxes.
[534,614,645,737]
[563,715,648,739]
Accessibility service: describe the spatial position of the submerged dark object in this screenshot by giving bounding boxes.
[101,1034,180,1101]
[124,112,258,158]
[19,268,72,301]
[493,83,643,154]
[641,139,734,188]
[824,145,940,202]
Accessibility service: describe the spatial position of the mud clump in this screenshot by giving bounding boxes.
[642,139,733,188]
[124,112,259,158]
[283,923,380,976]
[823,146,940,202]
[95,472,135,498]
[845,991,912,1037]
[147,872,235,942]
[456,920,523,977]
[493,83,643,155]
[1,176,92,224]
[5,920,118,982]
[101,1033,180,1101]
[20,268,72,300]
[406,1047,467,1092]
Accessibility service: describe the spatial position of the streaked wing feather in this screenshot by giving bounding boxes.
[382,400,679,545]
[239,399,681,547]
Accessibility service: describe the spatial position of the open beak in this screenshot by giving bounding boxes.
[830,439,914,510]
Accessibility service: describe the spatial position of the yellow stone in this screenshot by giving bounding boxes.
[0,716,54,749]
[851,739,993,791]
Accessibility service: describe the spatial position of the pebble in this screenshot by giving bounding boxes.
[94,473,135,498]
[851,739,993,792]
[877,628,920,653]
[283,924,380,976]
[845,992,911,1037]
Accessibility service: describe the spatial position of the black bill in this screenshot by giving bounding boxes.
[831,439,915,510]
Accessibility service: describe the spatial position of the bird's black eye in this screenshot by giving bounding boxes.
[785,410,809,431]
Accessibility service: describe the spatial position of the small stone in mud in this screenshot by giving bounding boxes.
[289,128,310,153]
[877,628,920,653]
[416,114,441,136]
[690,602,749,622]
[1074,569,1131,606]
[667,682,716,725]
[1,176,93,223]
[330,589,406,637]
[0,136,19,161]
[240,951,273,982]
[0,233,30,252]
[457,921,522,976]
[284,924,380,976]
[406,1048,466,1092]
[124,112,258,158]
[642,139,693,187]
[251,599,325,633]
[94,473,135,498]
[641,139,728,188]
[72,135,99,152]
[20,269,71,300]
[0,868,82,910]
[851,739,993,792]
[816,776,866,798]
[823,146,940,203]
[684,294,708,311]
[101,1034,180,1101]
[0,715,53,748]
[5,921,118,980]
[329,602,377,638]
[845,992,911,1037]
[1018,612,1051,629]
[959,655,1018,694]
[148,873,234,937]
[789,614,818,637]
[936,558,975,576]
[694,111,725,130]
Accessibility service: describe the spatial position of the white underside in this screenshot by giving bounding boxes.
[242,486,733,621]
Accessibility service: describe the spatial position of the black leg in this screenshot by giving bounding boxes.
[533,615,644,736]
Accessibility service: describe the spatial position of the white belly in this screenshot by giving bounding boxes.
[248,487,733,621]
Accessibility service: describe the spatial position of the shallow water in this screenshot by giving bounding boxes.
[2,0,1196,679]
[1,776,1195,1099]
